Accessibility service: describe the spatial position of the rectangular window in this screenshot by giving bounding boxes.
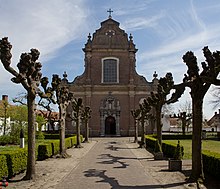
[103,59,117,83]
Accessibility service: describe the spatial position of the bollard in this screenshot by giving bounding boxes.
[0,177,8,188]
[20,129,25,148]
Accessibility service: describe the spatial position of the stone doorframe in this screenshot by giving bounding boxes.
[99,92,121,136]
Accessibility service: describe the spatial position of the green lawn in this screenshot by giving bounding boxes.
[164,139,220,159]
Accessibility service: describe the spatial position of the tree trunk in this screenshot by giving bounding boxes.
[59,104,67,157]
[182,118,186,135]
[139,117,146,148]
[190,96,204,182]
[134,119,138,143]
[76,117,82,148]
[23,92,36,180]
[84,120,89,143]
[156,106,162,146]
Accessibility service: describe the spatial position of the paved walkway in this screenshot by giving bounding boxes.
[9,137,217,189]
[56,137,193,189]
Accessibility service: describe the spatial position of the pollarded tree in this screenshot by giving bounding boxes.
[131,109,141,143]
[81,106,91,143]
[147,73,174,147]
[170,112,192,135]
[167,47,220,182]
[38,80,57,131]
[40,74,73,157]
[138,100,152,148]
[57,86,73,156]
[0,37,42,180]
[70,98,83,148]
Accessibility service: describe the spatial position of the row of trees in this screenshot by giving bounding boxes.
[131,47,220,183]
[1,36,220,183]
[40,75,91,153]
[0,37,91,180]
[131,72,174,148]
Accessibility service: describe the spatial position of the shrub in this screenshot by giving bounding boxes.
[217,132,220,140]
[0,155,8,178]
[173,141,183,160]
[36,131,45,140]
[146,135,156,148]
[51,140,60,155]
[41,134,76,140]
[146,135,184,159]
[202,150,220,178]
[162,134,192,140]
[0,149,27,178]
[37,135,80,160]
[0,135,15,145]
[65,138,72,149]
[37,143,53,160]
[0,135,82,178]
[154,139,162,152]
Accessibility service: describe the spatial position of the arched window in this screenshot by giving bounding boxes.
[102,58,119,83]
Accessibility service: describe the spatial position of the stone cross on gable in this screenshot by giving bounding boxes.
[107,8,113,18]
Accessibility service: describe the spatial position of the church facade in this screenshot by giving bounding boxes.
[64,15,158,136]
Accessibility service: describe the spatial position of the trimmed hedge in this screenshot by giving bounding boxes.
[145,135,184,159]
[162,134,192,140]
[38,134,76,140]
[52,140,60,155]
[0,155,8,178]
[38,143,53,161]
[162,142,184,158]
[0,149,27,178]
[37,135,82,160]
[202,150,220,178]
[0,135,19,145]
[146,135,220,179]
[145,135,157,147]
[0,135,82,178]
[217,132,220,140]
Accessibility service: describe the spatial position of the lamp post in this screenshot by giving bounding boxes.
[20,128,25,148]
[2,98,9,136]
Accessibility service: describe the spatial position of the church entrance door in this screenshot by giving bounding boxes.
[105,116,116,135]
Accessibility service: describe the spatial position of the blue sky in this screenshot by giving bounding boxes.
[0,0,220,119]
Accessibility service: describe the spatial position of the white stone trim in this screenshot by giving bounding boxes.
[101,57,119,83]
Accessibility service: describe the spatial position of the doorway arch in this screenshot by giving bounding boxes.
[105,116,116,135]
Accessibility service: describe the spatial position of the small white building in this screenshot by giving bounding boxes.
[207,109,220,132]
[0,95,11,136]
[161,114,171,132]
[0,117,11,135]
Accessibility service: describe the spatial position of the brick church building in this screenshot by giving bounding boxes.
[64,14,158,136]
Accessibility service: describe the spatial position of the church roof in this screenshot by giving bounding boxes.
[100,17,120,27]
[83,16,137,51]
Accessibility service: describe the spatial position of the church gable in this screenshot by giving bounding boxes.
[66,13,158,137]
[91,18,129,49]
[71,15,152,86]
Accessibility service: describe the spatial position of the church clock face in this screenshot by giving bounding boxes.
[105,29,115,37]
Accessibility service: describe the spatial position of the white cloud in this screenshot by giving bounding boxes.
[1,0,220,119]
[0,0,88,96]
[139,31,207,62]
[0,0,87,61]
[189,0,206,31]
[122,12,165,31]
